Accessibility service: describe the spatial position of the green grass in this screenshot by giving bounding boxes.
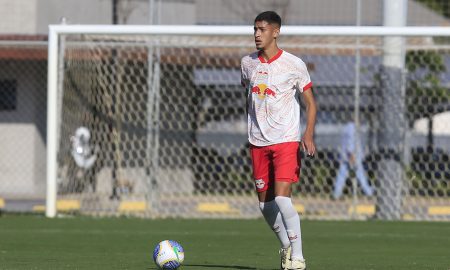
[0,215,449,270]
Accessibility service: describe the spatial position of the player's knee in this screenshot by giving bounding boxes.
[275,196,297,219]
[274,181,292,197]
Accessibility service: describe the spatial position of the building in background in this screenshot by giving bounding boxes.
[0,0,449,35]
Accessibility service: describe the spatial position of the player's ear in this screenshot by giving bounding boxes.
[273,27,280,39]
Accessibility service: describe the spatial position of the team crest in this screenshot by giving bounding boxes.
[251,84,276,99]
[254,179,265,190]
[251,69,276,99]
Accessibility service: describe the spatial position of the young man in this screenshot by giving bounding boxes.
[240,11,317,270]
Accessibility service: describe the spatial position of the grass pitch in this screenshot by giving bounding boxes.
[0,215,449,270]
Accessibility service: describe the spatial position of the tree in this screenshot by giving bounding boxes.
[415,0,450,18]
[406,50,449,148]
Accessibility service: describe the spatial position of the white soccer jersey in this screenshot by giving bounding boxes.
[241,49,312,146]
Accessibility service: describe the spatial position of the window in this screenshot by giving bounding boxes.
[0,80,17,111]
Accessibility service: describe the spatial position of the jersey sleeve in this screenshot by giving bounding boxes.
[295,60,313,93]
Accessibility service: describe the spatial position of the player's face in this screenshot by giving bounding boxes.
[254,21,279,50]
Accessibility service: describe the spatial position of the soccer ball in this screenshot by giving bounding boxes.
[153,240,185,269]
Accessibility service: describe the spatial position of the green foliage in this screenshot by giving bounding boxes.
[407,148,450,197]
[405,50,449,124]
[415,0,450,18]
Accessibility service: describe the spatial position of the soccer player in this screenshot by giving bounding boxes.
[240,11,317,270]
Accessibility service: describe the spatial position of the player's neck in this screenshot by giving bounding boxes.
[259,45,280,62]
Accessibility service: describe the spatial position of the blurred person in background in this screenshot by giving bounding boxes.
[333,121,374,199]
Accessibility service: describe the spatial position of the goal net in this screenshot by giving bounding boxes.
[47,25,450,220]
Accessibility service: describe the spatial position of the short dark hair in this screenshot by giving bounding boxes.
[254,11,282,27]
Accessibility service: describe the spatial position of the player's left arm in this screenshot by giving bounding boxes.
[301,88,317,156]
[240,58,249,115]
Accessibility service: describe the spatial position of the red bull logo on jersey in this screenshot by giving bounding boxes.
[251,83,276,99]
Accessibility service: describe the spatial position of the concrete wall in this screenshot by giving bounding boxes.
[0,60,47,198]
[0,0,196,34]
[0,0,38,34]
[36,0,112,33]
[1,0,448,35]
[0,125,46,197]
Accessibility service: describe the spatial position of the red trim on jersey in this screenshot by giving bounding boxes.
[258,49,283,64]
[303,81,313,91]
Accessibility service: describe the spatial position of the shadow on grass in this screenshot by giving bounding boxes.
[182,264,277,270]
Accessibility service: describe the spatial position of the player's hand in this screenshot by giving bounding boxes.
[349,154,356,165]
[301,133,316,157]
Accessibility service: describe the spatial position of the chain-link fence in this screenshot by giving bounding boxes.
[38,30,449,220]
[0,38,47,203]
[0,1,450,219]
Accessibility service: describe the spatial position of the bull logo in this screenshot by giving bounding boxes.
[255,179,265,190]
[251,84,276,99]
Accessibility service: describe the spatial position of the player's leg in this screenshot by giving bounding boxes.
[258,189,291,249]
[355,159,373,196]
[258,189,291,270]
[333,161,349,199]
[272,142,306,268]
[274,183,304,261]
[275,189,306,269]
[250,145,291,252]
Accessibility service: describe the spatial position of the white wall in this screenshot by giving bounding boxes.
[0,0,38,34]
[0,60,47,198]
[0,0,198,35]
[0,124,46,198]
[1,0,449,35]
[36,0,112,34]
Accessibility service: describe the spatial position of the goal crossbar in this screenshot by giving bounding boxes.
[49,25,450,36]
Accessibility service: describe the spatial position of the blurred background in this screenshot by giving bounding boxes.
[0,0,449,220]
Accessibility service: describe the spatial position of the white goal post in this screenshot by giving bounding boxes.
[47,25,450,219]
